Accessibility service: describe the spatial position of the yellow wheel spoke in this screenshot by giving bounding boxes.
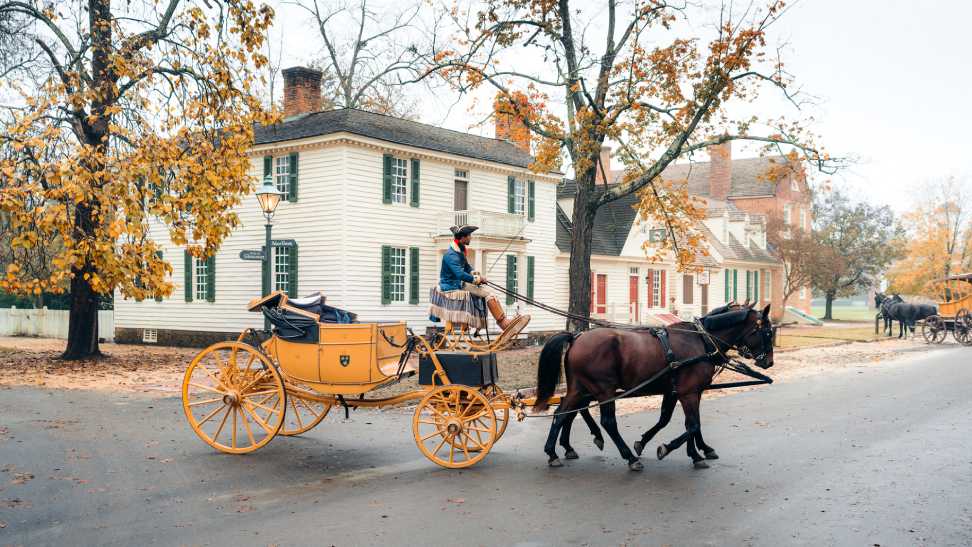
[188,397,223,407]
[295,397,322,419]
[189,382,226,395]
[231,406,238,449]
[212,405,231,443]
[196,403,228,427]
[420,430,443,442]
[431,436,448,456]
[242,396,281,415]
[462,430,486,451]
[240,405,256,447]
[196,362,223,387]
[289,397,304,429]
[242,404,275,435]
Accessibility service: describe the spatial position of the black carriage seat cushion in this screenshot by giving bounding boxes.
[286,292,358,324]
[263,307,319,343]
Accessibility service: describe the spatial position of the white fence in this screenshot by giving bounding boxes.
[0,307,115,341]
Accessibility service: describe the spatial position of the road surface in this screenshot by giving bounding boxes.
[1,345,970,546]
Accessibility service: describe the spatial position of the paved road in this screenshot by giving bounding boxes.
[1,346,971,546]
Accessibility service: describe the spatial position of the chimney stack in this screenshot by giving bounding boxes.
[709,141,732,200]
[494,93,531,154]
[595,146,612,184]
[282,66,323,118]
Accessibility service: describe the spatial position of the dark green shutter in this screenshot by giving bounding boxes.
[527,180,535,221]
[205,255,215,302]
[507,176,515,213]
[184,250,193,302]
[724,269,730,302]
[410,159,420,208]
[733,269,738,301]
[154,251,164,302]
[263,155,272,185]
[382,154,393,204]
[409,247,420,304]
[381,246,391,304]
[506,255,516,305]
[288,152,298,202]
[754,270,759,302]
[262,246,269,296]
[288,244,299,297]
[526,255,535,300]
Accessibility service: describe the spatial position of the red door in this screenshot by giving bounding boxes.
[629,275,640,322]
[596,274,607,315]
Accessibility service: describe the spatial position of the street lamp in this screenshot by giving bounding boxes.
[256,176,283,331]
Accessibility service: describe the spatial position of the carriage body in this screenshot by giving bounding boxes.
[920,274,972,345]
[181,290,511,469]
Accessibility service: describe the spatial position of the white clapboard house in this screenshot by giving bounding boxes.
[113,67,563,346]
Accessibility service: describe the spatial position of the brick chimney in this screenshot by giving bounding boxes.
[709,141,732,200]
[282,66,323,118]
[595,146,612,184]
[494,93,531,154]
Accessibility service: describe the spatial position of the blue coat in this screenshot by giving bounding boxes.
[439,246,475,291]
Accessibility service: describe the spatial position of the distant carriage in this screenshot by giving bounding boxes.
[920,273,972,345]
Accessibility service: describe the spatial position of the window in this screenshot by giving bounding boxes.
[274,248,290,293]
[195,257,209,301]
[799,208,807,231]
[454,169,469,211]
[791,177,799,192]
[512,179,526,215]
[391,157,408,204]
[389,247,406,302]
[783,204,792,226]
[274,156,290,196]
[454,168,468,180]
[682,274,694,304]
[765,270,772,301]
[651,270,662,308]
[746,270,753,301]
[629,267,639,275]
[506,255,518,305]
[648,228,668,243]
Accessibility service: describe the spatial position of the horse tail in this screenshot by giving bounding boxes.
[534,331,575,412]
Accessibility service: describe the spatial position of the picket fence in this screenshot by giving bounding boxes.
[0,307,114,341]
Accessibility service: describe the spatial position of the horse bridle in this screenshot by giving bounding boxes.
[730,312,774,366]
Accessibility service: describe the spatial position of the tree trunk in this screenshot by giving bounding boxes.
[566,173,597,331]
[63,271,101,359]
[823,291,835,320]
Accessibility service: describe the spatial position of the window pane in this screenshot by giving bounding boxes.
[390,247,406,302]
[195,258,207,301]
[274,247,289,293]
[513,180,525,215]
[275,156,290,195]
[392,158,408,204]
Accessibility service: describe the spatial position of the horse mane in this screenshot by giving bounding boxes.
[700,309,750,331]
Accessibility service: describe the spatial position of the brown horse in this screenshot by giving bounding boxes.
[534,303,774,470]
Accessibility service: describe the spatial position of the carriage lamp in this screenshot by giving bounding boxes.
[256,176,284,331]
[256,176,283,222]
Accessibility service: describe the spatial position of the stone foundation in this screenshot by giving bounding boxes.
[114,327,241,348]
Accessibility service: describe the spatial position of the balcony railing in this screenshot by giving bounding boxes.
[436,209,526,239]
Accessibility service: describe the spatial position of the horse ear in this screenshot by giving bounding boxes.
[761,304,771,320]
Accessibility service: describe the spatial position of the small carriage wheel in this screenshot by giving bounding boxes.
[273,382,332,436]
[182,342,286,454]
[412,385,497,469]
[441,384,510,453]
[957,308,972,330]
[922,315,946,344]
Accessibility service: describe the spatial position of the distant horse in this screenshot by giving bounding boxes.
[533,303,774,470]
[875,293,901,336]
[887,295,937,338]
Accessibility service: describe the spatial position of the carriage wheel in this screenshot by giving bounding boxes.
[481,384,510,442]
[954,319,972,346]
[182,342,286,454]
[957,308,972,330]
[922,315,947,344]
[269,382,331,436]
[412,385,497,469]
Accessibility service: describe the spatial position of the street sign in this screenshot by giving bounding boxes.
[271,239,297,248]
[698,270,710,285]
[239,249,265,261]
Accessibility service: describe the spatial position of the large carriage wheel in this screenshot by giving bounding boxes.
[954,312,972,346]
[922,315,947,344]
[412,385,497,469]
[957,308,972,330]
[182,342,286,454]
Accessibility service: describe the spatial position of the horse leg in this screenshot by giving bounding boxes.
[633,391,677,456]
[657,392,707,468]
[579,408,604,451]
[692,401,718,460]
[558,411,579,460]
[543,391,584,467]
[597,401,642,471]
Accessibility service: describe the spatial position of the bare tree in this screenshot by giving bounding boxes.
[766,213,816,312]
[293,0,422,117]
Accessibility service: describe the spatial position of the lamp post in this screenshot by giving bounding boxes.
[256,176,283,331]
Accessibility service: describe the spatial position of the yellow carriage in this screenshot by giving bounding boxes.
[921,273,972,345]
[181,291,511,468]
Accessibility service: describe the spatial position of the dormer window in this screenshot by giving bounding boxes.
[791,177,799,192]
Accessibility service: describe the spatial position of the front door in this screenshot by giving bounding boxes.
[454,180,468,211]
[629,275,640,322]
[701,283,709,315]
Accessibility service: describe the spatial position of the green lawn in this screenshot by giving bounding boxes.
[776,325,885,349]
[809,306,878,322]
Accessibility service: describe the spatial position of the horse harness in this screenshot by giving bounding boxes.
[647,324,722,395]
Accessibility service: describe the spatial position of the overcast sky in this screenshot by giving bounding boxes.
[267,0,972,213]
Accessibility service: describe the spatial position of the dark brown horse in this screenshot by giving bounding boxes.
[534,303,774,470]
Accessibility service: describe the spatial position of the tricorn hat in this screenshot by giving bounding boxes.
[450,224,479,238]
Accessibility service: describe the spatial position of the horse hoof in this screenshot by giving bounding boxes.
[594,437,604,451]
[548,457,564,468]
[564,449,579,460]
[693,460,710,469]
[657,445,670,460]
[633,441,645,456]
[704,450,719,460]
[628,459,644,471]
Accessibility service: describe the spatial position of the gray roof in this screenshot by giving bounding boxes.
[725,233,779,264]
[254,108,535,169]
[555,193,640,256]
[557,155,789,199]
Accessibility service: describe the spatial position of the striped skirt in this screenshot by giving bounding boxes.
[429,287,486,329]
